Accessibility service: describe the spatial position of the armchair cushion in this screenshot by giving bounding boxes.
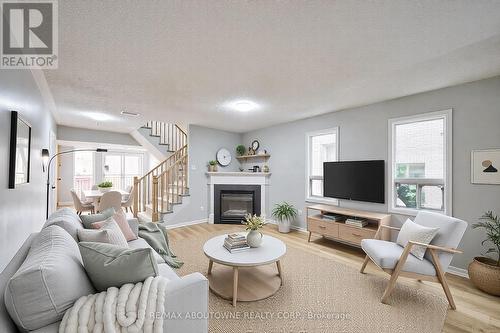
[361,239,436,276]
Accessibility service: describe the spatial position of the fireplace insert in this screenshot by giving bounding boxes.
[214,184,261,224]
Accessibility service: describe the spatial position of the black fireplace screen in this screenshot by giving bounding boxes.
[214,185,261,224]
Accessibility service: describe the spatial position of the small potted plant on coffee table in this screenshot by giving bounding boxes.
[272,202,297,233]
[97,181,113,193]
[468,211,500,296]
[242,214,265,248]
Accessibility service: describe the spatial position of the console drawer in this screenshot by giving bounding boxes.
[308,219,339,238]
[338,224,376,245]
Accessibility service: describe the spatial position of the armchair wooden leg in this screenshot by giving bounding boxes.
[360,255,370,273]
[429,249,457,310]
[381,243,413,304]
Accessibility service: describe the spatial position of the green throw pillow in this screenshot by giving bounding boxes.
[78,242,159,291]
[80,208,115,229]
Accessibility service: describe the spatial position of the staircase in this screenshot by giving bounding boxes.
[133,122,189,222]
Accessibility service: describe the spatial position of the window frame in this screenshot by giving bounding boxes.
[73,151,95,194]
[102,151,144,189]
[388,109,452,216]
[305,127,339,205]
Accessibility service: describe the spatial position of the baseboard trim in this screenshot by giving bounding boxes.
[163,219,207,229]
[447,265,469,279]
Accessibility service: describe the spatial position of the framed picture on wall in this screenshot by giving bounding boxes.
[9,111,32,189]
[471,149,500,185]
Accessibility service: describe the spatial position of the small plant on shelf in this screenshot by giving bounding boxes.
[207,160,218,172]
[272,202,297,233]
[236,144,246,156]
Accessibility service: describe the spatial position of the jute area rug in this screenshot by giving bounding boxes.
[175,230,448,333]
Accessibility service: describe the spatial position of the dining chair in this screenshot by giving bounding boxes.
[98,191,123,212]
[360,211,467,310]
[70,189,94,215]
[121,186,135,213]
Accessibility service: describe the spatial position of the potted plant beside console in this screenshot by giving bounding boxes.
[468,211,500,296]
[272,202,297,233]
[97,181,113,193]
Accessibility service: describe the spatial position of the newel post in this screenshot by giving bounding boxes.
[152,175,159,222]
[133,176,139,218]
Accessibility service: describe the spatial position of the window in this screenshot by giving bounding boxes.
[103,152,143,189]
[74,151,93,195]
[389,110,452,215]
[306,127,339,203]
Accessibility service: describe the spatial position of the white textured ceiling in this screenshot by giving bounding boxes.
[46,0,500,133]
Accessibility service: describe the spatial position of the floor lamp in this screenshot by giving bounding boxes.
[42,148,108,219]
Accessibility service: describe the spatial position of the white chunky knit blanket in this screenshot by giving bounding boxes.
[59,276,169,333]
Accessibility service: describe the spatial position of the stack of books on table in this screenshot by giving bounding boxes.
[321,213,346,222]
[345,218,368,228]
[224,233,250,253]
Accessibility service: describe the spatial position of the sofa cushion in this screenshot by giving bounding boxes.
[128,238,165,264]
[361,239,437,276]
[42,208,83,241]
[157,264,181,281]
[80,207,115,229]
[79,242,159,291]
[4,226,95,331]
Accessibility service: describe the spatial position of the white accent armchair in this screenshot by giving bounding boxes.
[360,211,467,310]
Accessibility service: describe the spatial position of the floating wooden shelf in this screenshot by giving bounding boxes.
[236,154,270,160]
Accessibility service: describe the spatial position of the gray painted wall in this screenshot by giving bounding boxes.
[165,125,242,224]
[0,71,57,272]
[57,125,140,146]
[242,76,500,270]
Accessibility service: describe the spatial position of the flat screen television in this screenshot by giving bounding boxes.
[323,160,385,204]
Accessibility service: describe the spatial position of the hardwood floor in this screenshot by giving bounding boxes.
[168,223,500,333]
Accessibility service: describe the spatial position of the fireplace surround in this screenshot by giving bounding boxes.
[206,172,271,224]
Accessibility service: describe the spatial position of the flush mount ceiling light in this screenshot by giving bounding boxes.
[225,100,260,112]
[83,112,113,121]
[120,110,140,117]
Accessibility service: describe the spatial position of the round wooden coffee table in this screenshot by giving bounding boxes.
[203,234,286,306]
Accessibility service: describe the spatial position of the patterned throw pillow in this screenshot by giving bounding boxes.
[92,210,137,241]
[88,218,128,247]
[397,218,439,260]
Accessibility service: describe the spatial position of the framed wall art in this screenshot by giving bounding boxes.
[471,149,500,185]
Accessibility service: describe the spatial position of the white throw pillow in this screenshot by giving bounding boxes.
[87,218,128,247]
[397,218,439,260]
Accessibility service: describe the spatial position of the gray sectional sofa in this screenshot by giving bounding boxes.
[0,208,208,332]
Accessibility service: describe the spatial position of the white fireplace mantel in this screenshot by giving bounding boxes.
[206,172,271,224]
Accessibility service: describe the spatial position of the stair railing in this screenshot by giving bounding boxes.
[145,121,187,152]
[133,144,188,221]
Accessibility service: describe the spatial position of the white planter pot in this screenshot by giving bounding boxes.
[277,219,291,233]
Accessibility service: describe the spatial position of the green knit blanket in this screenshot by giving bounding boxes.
[138,222,184,269]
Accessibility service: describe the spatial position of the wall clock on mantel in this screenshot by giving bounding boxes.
[216,148,232,166]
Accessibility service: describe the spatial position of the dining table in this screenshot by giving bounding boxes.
[82,189,129,210]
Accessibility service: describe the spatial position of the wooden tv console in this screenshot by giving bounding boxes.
[306,204,391,246]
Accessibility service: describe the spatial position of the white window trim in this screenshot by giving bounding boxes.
[305,127,340,205]
[388,109,453,216]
